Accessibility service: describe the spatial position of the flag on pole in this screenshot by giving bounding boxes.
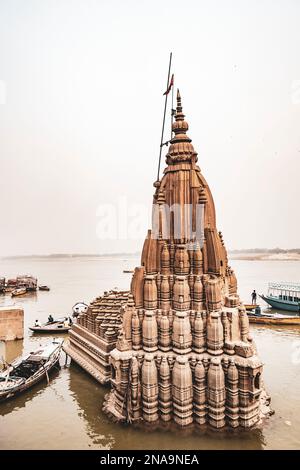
[163,74,174,95]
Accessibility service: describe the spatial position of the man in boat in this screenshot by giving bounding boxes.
[34,319,41,327]
[251,290,257,305]
[63,318,69,328]
[48,314,54,323]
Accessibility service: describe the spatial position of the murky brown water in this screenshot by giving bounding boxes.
[0,256,300,449]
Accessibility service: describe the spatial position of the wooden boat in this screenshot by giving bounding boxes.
[0,340,63,402]
[247,311,300,325]
[244,304,259,312]
[39,285,50,291]
[260,282,300,312]
[0,277,5,294]
[29,320,71,333]
[11,287,27,297]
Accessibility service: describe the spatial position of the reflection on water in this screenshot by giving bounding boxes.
[68,362,115,449]
[0,367,61,418]
[0,257,300,449]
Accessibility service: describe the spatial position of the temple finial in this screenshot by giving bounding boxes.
[176,89,182,114]
[166,88,196,162]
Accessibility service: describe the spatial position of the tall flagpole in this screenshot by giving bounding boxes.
[171,76,175,141]
[157,52,172,182]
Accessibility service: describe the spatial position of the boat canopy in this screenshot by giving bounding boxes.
[26,341,62,362]
[268,282,300,303]
[269,282,300,293]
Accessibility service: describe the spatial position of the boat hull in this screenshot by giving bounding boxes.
[0,358,60,402]
[29,326,71,333]
[260,294,300,312]
[11,289,27,297]
[244,304,259,311]
[248,314,300,325]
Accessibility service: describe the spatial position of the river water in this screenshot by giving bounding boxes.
[0,256,299,450]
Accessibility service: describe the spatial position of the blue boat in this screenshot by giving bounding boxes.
[260,282,300,312]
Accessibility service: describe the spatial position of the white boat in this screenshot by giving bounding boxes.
[261,282,300,312]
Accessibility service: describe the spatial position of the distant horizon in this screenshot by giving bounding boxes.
[1,247,300,260]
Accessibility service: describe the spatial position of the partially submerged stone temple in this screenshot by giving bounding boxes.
[65,90,271,429]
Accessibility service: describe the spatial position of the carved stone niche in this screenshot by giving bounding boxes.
[248,366,263,398]
[110,357,121,388]
[116,327,131,352]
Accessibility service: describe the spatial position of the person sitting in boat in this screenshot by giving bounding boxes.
[63,318,69,328]
[251,290,257,305]
[34,319,41,327]
[68,316,73,326]
[48,314,54,323]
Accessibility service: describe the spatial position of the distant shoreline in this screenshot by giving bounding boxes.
[1,249,300,261]
[230,252,300,261]
[0,253,141,261]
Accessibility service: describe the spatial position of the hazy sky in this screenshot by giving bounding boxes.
[0,0,300,256]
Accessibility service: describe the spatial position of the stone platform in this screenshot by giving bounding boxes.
[0,306,24,341]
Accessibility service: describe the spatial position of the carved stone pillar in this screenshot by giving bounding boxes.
[193,360,207,424]
[173,275,191,311]
[225,359,239,427]
[161,243,170,275]
[160,275,171,312]
[142,354,159,423]
[207,358,225,428]
[172,311,192,354]
[144,275,158,310]
[193,276,204,311]
[172,356,193,426]
[174,245,190,275]
[206,312,224,355]
[192,312,205,353]
[159,313,171,351]
[142,311,158,352]
[159,357,172,421]
[131,310,141,350]
[130,356,141,421]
